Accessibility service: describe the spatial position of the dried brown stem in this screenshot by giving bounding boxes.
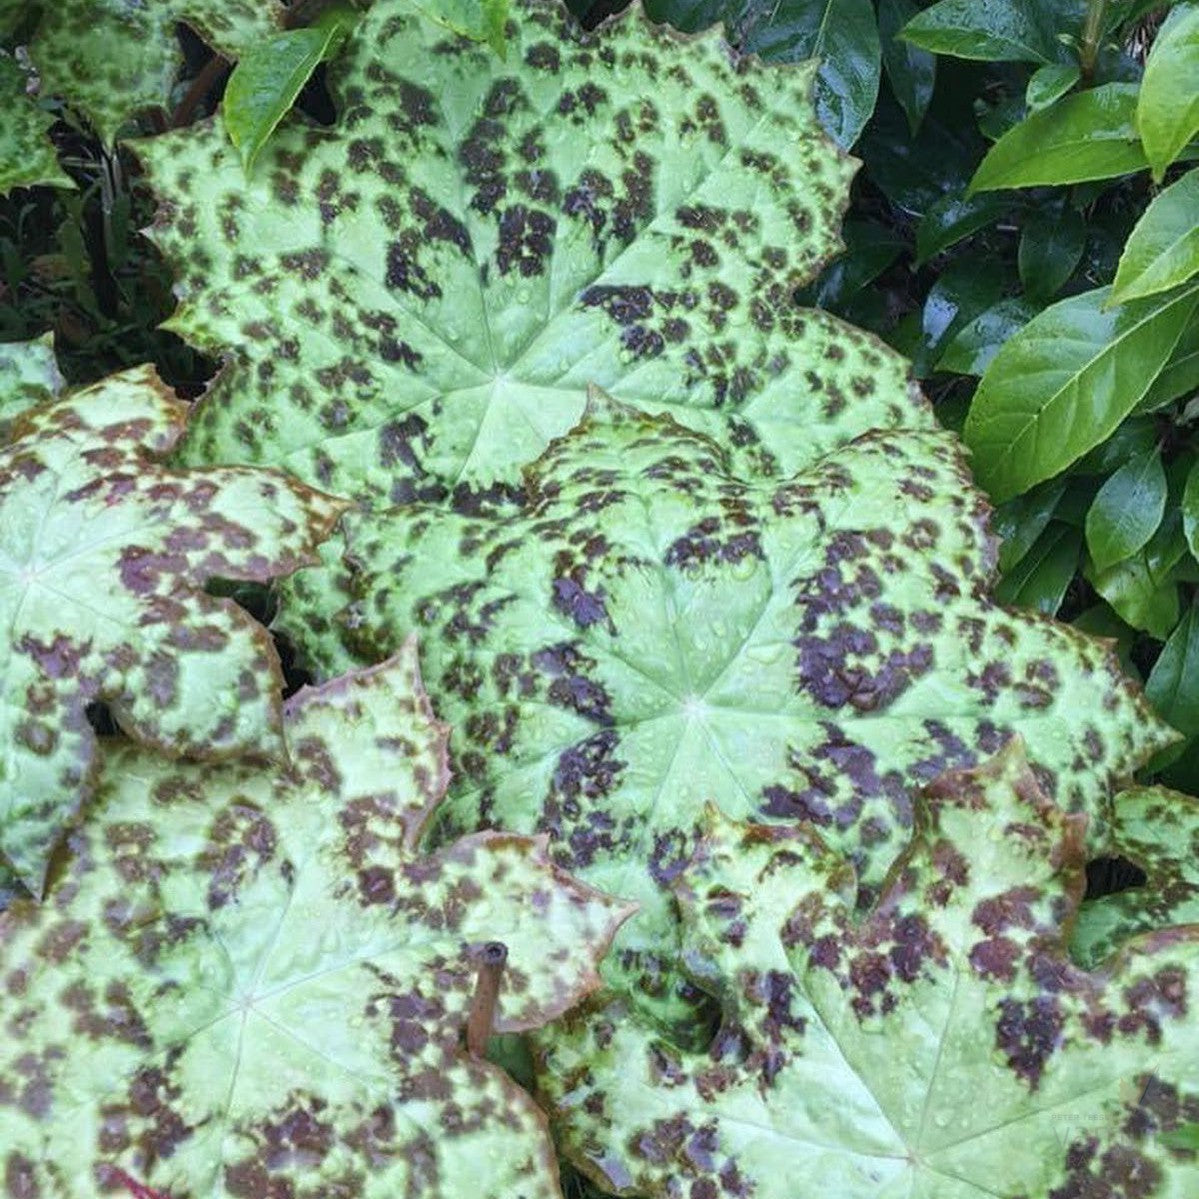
[171,54,230,129]
[465,941,508,1058]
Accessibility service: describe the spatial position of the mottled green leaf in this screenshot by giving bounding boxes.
[223,4,360,174]
[335,401,1172,1011]
[0,643,632,1197]
[900,0,1073,62]
[646,0,882,147]
[937,296,1039,376]
[1018,203,1085,299]
[994,521,1080,615]
[1072,783,1199,967]
[22,0,286,143]
[964,285,1199,501]
[1138,1,1199,179]
[141,0,899,520]
[0,54,73,196]
[1112,168,1199,304]
[0,334,64,431]
[0,366,346,895]
[878,0,935,134]
[1025,62,1080,110]
[970,84,1151,192]
[542,743,1199,1198]
[1086,448,1167,571]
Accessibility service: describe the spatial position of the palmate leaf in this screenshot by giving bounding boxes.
[1073,786,1199,969]
[0,365,345,895]
[17,0,285,143]
[0,642,633,1198]
[337,400,1172,1010]
[541,742,1199,1198]
[141,0,922,514]
[0,55,74,197]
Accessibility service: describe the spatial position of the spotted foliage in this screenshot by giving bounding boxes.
[0,642,631,1199]
[17,0,285,144]
[541,742,1199,1199]
[0,365,345,895]
[0,55,73,196]
[1073,787,1199,970]
[0,334,64,432]
[335,399,1172,1012]
[142,0,921,516]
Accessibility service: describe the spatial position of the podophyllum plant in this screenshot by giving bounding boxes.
[2,2,1199,1197]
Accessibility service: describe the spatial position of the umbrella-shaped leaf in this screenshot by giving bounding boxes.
[337,399,1172,1011]
[1073,786,1199,968]
[541,742,1199,1198]
[140,0,923,514]
[21,0,285,144]
[0,365,346,895]
[0,642,632,1197]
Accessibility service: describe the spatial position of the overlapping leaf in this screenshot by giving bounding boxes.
[0,54,73,196]
[15,0,285,144]
[141,0,922,517]
[541,742,1199,1198]
[336,399,1172,1009]
[0,643,632,1198]
[1073,786,1199,968]
[0,365,345,895]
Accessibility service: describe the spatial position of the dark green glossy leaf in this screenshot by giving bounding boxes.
[1074,415,1158,476]
[993,477,1068,572]
[806,218,908,309]
[223,3,359,173]
[970,83,1150,192]
[1018,203,1086,298]
[1025,62,1080,110]
[1137,2,1199,179]
[878,0,935,134]
[1147,603,1199,734]
[1112,168,1199,303]
[915,190,1008,263]
[918,256,1009,375]
[963,285,1199,501]
[1139,319,1199,411]
[937,296,1039,376]
[1087,515,1187,636]
[646,0,881,147]
[1085,448,1167,571]
[994,521,1080,614]
[900,0,1060,62]
[1181,455,1199,561]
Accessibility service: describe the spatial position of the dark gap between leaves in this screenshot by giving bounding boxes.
[1085,855,1148,900]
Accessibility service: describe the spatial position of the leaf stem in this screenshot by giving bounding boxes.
[466,941,508,1057]
[1080,0,1109,81]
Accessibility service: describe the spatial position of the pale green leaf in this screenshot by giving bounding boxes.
[0,643,632,1197]
[970,83,1151,192]
[1137,1,1199,178]
[22,0,286,144]
[1072,780,1199,967]
[1112,168,1199,303]
[963,285,1199,501]
[542,744,1199,1198]
[412,0,511,53]
[0,334,65,431]
[334,400,1172,1015]
[646,0,883,147]
[0,366,346,895]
